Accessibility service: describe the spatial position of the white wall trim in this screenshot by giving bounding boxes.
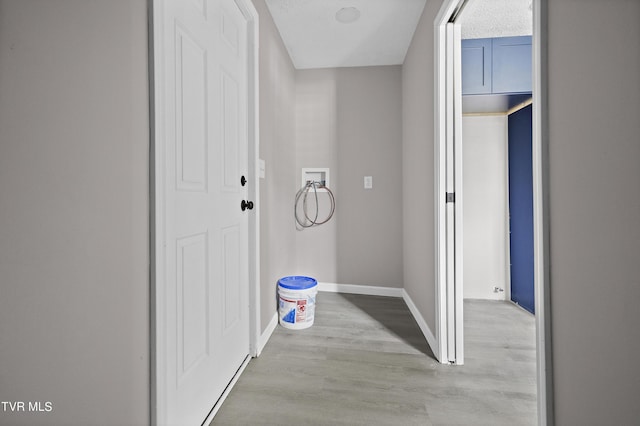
[150,1,167,423]
[434,13,449,366]
[318,282,403,298]
[402,289,439,357]
[257,313,278,357]
[238,0,262,361]
[452,22,465,365]
[532,0,554,424]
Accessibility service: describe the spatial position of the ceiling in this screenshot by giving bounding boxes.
[265,0,532,70]
[265,0,427,69]
[459,0,532,40]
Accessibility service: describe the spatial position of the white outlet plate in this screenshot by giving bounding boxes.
[259,159,265,179]
[364,176,373,189]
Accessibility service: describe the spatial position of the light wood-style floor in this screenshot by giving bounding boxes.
[211,292,536,425]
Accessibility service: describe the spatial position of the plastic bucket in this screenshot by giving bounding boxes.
[278,276,318,330]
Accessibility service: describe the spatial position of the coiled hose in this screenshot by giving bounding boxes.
[294,181,336,229]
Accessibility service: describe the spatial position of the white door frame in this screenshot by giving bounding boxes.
[149,0,260,424]
[434,18,464,365]
[434,0,553,424]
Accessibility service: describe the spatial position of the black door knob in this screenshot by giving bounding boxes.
[240,176,247,187]
[241,200,254,211]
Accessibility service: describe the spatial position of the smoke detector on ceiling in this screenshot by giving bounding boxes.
[335,7,360,24]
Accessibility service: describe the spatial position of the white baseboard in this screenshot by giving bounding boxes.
[318,282,403,298]
[402,289,439,357]
[256,312,278,357]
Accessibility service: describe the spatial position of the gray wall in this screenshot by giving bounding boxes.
[295,69,339,281]
[295,66,403,287]
[403,0,640,422]
[336,66,403,287]
[0,1,149,425]
[547,0,640,423]
[402,1,441,330]
[252,0,298,331]
[257,3,403,327]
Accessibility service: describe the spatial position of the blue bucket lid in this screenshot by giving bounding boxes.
[278,276,317,290]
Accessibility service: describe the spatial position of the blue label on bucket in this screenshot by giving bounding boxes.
[282,308,296,323]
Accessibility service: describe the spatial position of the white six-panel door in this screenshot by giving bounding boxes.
[156,0,250,424]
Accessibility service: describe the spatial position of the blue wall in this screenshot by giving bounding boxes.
[508,104,534,314]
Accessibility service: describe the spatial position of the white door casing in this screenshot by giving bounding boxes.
[435,19,464,366]
[451,22,464,365]
[152,0,258,424]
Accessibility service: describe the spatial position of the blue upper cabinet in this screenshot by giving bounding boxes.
[462,36,532,96]
[492,36,532,94]
[461,38,492,95]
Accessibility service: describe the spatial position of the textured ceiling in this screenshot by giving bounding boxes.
[459,0,533,39]
[265,0,427,69]
[265,0,532,70]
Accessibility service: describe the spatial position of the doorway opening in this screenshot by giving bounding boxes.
[434,0,552,424]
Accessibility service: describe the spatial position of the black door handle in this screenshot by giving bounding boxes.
[241,200,254,211]
[240,175,247,187]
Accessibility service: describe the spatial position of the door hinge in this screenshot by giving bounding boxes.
[446,192,455,203]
